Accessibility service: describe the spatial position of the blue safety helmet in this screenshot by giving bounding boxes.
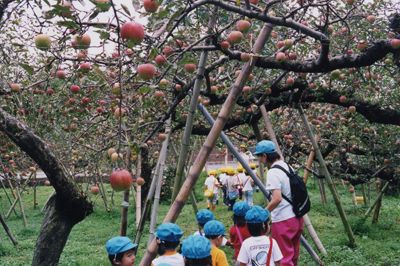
[254,140,276,155]
[233,201,251,217]
[155,223,184,242]
[245,206,270,223]
[196,209,215,225]
[204,220,225,236]
[106,236,137,256]
[182,235,211,259]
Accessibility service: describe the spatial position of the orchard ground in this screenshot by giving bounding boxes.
[0,173,399,266]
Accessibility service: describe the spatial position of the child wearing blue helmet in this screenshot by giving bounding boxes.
[182,235,212,266]
[230,202,252,266]
[106,236,138,266]
[204,220,229,266]
[152,223,185,266]
[194,209,215,236]
[237,206,282,266]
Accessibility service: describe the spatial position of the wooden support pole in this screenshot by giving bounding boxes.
[303,151,315,184]
[33,172,38,209]
[0,178,18,216]
[15,184,27,227]
[0,214,17,246]
[148,119,171,244]
[135,152,143,228]
[171,12,217,201]
[120,147,133,236]
[260,105,283,156]
[364,181,389,218]
[298,105,356,247]
[140,22,273,266]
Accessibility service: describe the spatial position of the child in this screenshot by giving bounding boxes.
[218,168,229,206]
[238,167,254,206]
[182,235,212,266]
[204,170,220,210]
[237,206,283,266]
[194,209,215,236]
[226,167,239,211]
[229,202,252,266]
[152,223,185,266]
[106,236,138,266]
[204,220,229,266]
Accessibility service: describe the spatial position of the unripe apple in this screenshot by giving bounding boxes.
[330,70,341,79]
[56,69,66,79]
[75,34,91,49]
[158,133,167,141]
[112,83,121,95]
[10,83,21,92]
[108,148,116,157]
[348,106,356,113]
[90,185,100,194]
[35,34,51,50]
[284,39,294,48]
[95,0,110,11]
[154,90,165,98]
[366,15,376,23]
[136,177,145,186]
[357,40,368,51]
[120,22,145,44]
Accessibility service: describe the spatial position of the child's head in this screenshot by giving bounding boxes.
[182,235,212,266]
[196,209,215,228]
[155,223,183,255]
[106,236,137,266]
[245,206,270,237]
[203,220,226,247]
[232,201,251,226]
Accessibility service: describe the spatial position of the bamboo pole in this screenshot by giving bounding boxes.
[140,23,274,266]
[33,172,37,209]
[361,184,368,206]
[364,181,389,218]
[298,105,355,247]
[198,103,324,264]
[120,147,133,236]
[135,152,142,228]
[171,12,217,201]
[0,178,18,216]
[15,184,27,227]
[259,104,327,255]
[148,119,171,244]
[6,172,34,218]
[0,214,17,246]
[304,151,315,184]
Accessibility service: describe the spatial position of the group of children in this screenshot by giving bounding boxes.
[105,201,282,266]
[204,164,258,211]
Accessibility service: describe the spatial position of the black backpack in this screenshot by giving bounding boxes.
[271,164,310,217]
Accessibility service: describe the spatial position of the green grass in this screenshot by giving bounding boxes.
[0,176,399,265]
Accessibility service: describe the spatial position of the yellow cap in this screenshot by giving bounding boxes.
[226,167,235,175]
[240,144,247,148]
[219,167,226,173]
[250,163,257,169]
[237,164,244,172]
[208,170,217,176]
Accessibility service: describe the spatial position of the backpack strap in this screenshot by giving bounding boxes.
[235,225,243,244]
[266,237,273,265]
[270,165,293,205]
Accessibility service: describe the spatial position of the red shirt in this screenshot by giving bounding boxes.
[229,224,251,259]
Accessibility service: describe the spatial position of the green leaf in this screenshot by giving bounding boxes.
[96,30,110,40]
[89,10,99,20]
[57,20,80,29]
[138,86,151,94]
[121,4,131,16]
[19,63,34,75]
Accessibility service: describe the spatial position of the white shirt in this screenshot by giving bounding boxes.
[152,253,185,266]
[238,173,253,191]
[237,236,283,266]
[204,175,219,193]
[219,173,228,186]
[266,160,295,223]
[226,175,239,192]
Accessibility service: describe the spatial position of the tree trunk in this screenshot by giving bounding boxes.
[32,195,74,266]
[139,23,273,266]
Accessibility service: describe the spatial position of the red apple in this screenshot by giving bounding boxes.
[120,22,145,44]
[366,15,376,23]
[276,52,287,62]
[46,88,54,95]
[70,85,80,93]
[243,86,252,93]
[56,69,66,79]
[90,185,100,194]
[155,54,167,65]
[110,169,132,191]
[79,62,91,73]
[10,83,21,92]
[81,97,90,104]
[137,63,156,80]
[158,133,167,141]
[44,180,51,186]
[154,90,165,98]
[236,20,251,32]
[286,77,295,85]
[227,31,244,44]
[35,34,51,50]
[124,48,134,57]
[339,95,347,103]
[390,39,400,49]
[136,177,145,186]
[143,0,159,12]
[184,63,197,73]
[220,41,230,50]
[162,46,173,56]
